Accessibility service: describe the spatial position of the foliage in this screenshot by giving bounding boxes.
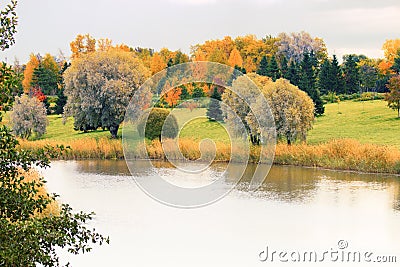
[63,49,150,138]
[30,54,60,95]
[261,78,314,145]
[0,5,109,263]
[299,52,325,115]
[22,54,39,93]
[342,54,361,94]
[70,34,96,59]
[0,62,19,111]
[137,108,179,140]
[192,86,205,98]
[0,0,17,51]
[206,87,223,121]
[10,94,48,139]
[276,31,327,63]
[385,75,400,118]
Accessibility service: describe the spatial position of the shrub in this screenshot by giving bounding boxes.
[137,108,179,140]
[10,94,48,139]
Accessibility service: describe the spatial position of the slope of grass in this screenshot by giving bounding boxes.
[307,100,400,148]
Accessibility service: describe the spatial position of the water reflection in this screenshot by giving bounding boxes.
[70,160,400,211]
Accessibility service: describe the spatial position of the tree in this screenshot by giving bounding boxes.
[137,108,179,140]
[331,55,345,94]
[30,53,60,95]
[256,56,268,76]
[227,47,243,68]
[1,3,109,265]
[261,79,314,144]
[150,52,167,74]
[343,54,360,94]
[299,53,324,115]
[318,59,332,95]
[267,55,279,81]
[22,54,39,93]
[164,87,181,107]
[0,0,17,50]
[287,60,300,86]
[206,87,223,121]
[276,31,328,63]
[63,49,150,138]
[385,75,400,118]
[70,34,96,59]
[359,59,378,92]
[192,86,205,98]
[391,49,400,74]
[10,94,48,139]
[54,87,67,115]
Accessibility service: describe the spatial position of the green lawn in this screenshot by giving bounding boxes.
[308,100,400,148]
[11,100,400,149]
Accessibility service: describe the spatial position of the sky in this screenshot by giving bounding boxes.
[1,0,400,64]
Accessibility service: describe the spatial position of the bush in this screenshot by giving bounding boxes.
[10,94,48,139]
[137,108,179,140]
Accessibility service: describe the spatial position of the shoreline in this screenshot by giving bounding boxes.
[18,138,400,175]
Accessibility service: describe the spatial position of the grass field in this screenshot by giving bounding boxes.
[307,100,400,148]
[14,100,400,149]
[12,100,400,173]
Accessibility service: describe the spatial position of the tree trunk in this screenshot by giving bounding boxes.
[109,125,119,139]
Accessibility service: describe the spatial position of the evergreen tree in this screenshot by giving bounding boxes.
[179,85,190,100]
[256,56,268,76]
[287,61,300,86]
[206,87,223,121]
[280,55,289,79]
[192,86,205,98]
[55,88,67,115]
[299,53,325,115]
[318,59,333,95]
[391,50,400,74]
[331,55,345,94]
[267,55,280,81]
[343,54,360,94]
[30,66,59,95]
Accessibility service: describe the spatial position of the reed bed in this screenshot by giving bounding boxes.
[18,137,400,174]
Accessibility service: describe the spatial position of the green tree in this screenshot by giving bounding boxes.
[1,2,109,265]
[267,55,280,81]
[256,56,268,76]
[63,50,150,138]
[279,55,289,79]
[206,87,223,122]
[137,108,179,140]
[299,53,324,115]
[342,54,360,94]
[331,55,345,94]
[318,59,331,95]
[30,54,60,95]
[10,94,48,139]
[391,49,400,74]
[192,86,205,98]
[0,0,17,50]
[287,60,300,86]
[385,75,400,118]
[179,85,190,100]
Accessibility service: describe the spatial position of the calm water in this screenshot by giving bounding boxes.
[42,160,400,267]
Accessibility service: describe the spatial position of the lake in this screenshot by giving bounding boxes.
[42,160,400,266]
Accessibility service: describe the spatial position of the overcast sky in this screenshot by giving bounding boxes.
[1,0,399,63]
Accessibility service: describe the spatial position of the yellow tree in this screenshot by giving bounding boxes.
[42,53,59,74]
[227,47,243,67]
[97,38,113,51]
[382,39,400,63]
[22,54,39,93]
[70,34,96,59]
[150,52,167,74]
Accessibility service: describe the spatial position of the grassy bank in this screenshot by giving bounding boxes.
[13,100,400,174]
[19,138,400,174]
